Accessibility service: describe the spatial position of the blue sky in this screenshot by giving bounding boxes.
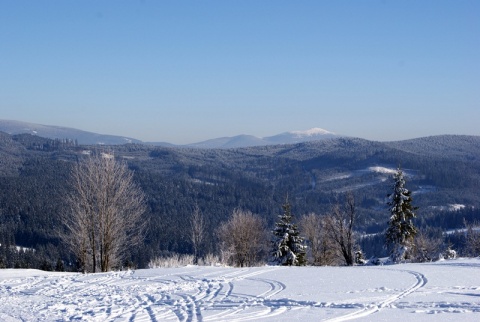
[1,1,478,144]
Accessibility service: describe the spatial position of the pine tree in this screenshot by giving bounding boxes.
[271,198,306,266]
[385,167,418,263]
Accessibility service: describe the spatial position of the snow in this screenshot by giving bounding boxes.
[445,227,480,235]
[15,246,35,252]
[0,245,36,252]
[101,152,114,159]
[430,204,466,212]
[290,128,334,137]
[412,185,436,195]
[450,204,466,211]
[1,259,480,321]
[368,166,398,175]
[191,178,216,186]
[324,173,352,182]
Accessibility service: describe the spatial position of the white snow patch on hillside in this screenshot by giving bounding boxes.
[430,204,466,212]
[290,127,334,137]
[368,166,397,175]
[15,246,35,252]
[1,259,480,321]
[450,204,466,211]
[0,245,36,252]
[324,173,352,181]
[191,178,215,186]
[412,185,436,194]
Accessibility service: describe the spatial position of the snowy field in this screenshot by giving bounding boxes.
[1,259,480,321]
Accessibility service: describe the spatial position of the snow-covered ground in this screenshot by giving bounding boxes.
[1,258,480,321]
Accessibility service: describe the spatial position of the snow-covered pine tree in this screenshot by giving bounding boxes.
[271,198,306,266]
[385,167,418,263]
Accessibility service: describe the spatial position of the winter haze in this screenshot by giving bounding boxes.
[1,1,478,143]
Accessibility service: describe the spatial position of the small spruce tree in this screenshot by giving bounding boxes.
[271,198,306,266]
[385,167,418,263]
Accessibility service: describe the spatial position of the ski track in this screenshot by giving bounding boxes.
[0,267,292,322]
[325,268,428,322]
[4,264,475,322]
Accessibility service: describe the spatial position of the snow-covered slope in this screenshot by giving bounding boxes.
[0,120,142,145]
[264,127,336,145]
[1,258,479,321]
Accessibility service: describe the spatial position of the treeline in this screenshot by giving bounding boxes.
[0,133,480,270]
[0,227,72,270]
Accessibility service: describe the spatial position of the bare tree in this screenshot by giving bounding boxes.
[217,209,267,267]
[325,193,357,266]
[464,219,480,257]
[300,213,337,266]
[412,228,443,262]
[62,155,146,273]
[190,204,205,264]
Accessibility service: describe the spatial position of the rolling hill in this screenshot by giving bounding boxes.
[0,129,479,269]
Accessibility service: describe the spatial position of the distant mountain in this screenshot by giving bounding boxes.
[187,135,267,149]
[0,120,142,145]
[0,120,339,148]
[264,128,337,145]
[188,128,338,148]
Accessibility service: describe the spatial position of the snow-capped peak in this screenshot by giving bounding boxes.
[290,128,334,137]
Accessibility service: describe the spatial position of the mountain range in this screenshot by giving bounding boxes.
[0,120,142,145]
[0,119,337,148]
[0,120,479,268]
[188,127,337,148]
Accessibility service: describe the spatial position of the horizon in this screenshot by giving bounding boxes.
[1,1,478,144]
[1,118,477,146]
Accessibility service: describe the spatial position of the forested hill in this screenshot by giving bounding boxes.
[387,135,480,162]
[0,132,479,268]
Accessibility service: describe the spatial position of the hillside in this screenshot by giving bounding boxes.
[387,135,480,162]
[0,133,479,269]
[0,120,142,145]
[1,259,480,321]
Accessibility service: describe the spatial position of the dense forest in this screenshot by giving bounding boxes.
[1,131,479,269]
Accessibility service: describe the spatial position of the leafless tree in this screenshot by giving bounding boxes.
[464,219,480,257]
[217,209,267,267]
[190,204,205,264]
[325,193,357,266]
[299,213,337,265]
[412,229,443,262]
[62,155,146,273]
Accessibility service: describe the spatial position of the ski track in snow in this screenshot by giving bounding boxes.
[0,267,290,322]
[1,260,480,321]
[325,269,428,321]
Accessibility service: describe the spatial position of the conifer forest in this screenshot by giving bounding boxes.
[1,132,480,270]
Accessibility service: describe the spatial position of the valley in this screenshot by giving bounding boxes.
[0,130,479,269]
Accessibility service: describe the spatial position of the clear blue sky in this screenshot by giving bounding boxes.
[1,1,478,144]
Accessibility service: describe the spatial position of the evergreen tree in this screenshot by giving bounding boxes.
[271,198,306,266]
[385,167,418,263]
